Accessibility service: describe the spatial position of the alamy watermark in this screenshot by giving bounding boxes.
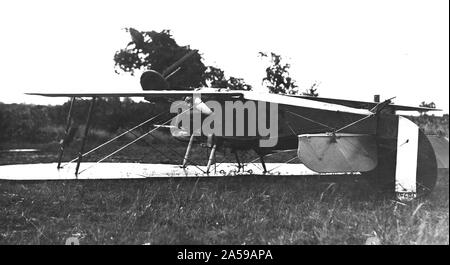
[170,94,279,147]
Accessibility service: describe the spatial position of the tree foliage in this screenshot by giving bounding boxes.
[419,101,436,109]
[227,76,252,91]
[302,82,319,97]
[259,52,298,94]
[114,29,206,90]
[204,66,252,90]
[419,101,437,116]
[409,113,448,136]
[204,66,228,88]
[114,28,251,91]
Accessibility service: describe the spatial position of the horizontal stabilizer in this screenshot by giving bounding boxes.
[297,133,378,173]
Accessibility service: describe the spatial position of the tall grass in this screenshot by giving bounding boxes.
[0,172,447,244]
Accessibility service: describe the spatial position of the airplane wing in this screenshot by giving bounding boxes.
[290,95,441,112]
[26,90,373,115]
[27,90,435,114]
[26,90,243,98]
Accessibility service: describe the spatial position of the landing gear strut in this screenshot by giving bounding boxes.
[254,149,268,174]
[233,149,243,172]
[259,154,268,174]
[206,143,217,174]
[182,134,195,168]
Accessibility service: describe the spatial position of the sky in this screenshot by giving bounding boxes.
[0,0,448,113]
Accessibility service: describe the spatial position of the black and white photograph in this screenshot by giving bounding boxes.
[0,0,448,251]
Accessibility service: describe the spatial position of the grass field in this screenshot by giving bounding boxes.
[0,139,448,245]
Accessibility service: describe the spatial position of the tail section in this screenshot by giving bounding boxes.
[376,115,437,200]
[296,114,439,201]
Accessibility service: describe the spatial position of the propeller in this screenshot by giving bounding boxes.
[139,50,213,115]
[140,50,198,91]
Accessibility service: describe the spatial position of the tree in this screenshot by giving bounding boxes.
[302,81,319,97]
[227,76,252,91]
[419,101,436,109]
[204,66,228,88]
[204,66,252,91]
[419,101,437,116]
[259,52,298,94]
[114,28,206,90]
[114,28,251,91]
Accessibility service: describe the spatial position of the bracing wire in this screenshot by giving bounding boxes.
[334,113,375,133]
[268,156,299,173]
[77,106,193,174]
[62,101,184,168]
[285,110,335,131]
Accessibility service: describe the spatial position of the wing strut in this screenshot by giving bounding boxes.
[233,149,243,172]
[182,134,195,168]
[57,97,76,169]
[75,97,96,177]
[206,143,217,174]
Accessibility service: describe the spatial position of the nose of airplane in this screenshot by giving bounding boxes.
[140,70,169,91]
